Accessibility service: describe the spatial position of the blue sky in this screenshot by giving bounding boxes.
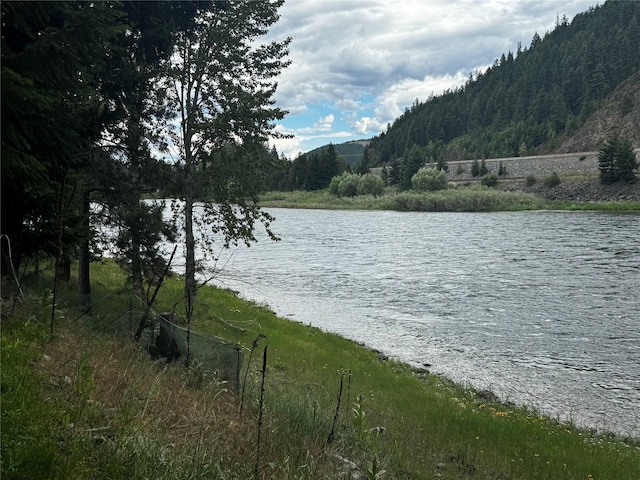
[264,0,596,158]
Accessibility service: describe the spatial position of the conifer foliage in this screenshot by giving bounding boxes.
[1,1,290,313]
[598,136,639,184]
[365,2,640,167]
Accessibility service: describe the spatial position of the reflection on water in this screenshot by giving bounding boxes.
[208,209,639,437]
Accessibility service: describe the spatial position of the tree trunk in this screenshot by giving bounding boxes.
[184,174,197,320]
[130,232,143,300]
[78,189,92,312]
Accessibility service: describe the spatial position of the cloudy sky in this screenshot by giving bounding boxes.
[265,0,596,158]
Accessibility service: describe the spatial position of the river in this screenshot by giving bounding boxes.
[204,208,639,437]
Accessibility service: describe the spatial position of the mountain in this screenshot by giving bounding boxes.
[357,0,640,171]
[269,1,639,193]
[555,72,640,153]
[305,140,370,166]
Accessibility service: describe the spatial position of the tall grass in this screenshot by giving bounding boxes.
[259,186,640,212]
[2,261,639,479]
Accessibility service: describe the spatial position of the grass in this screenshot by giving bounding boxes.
[258,184,640,212]
[2,260,640,479]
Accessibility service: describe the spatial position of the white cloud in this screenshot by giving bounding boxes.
[264,0,596,152]
[316,114,334,131]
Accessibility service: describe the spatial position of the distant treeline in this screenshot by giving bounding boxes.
[359,1,640,180]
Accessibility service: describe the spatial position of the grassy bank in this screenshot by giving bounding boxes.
[258,186,640,212]
[2,261,639,479]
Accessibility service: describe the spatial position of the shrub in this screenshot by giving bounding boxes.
[481,174,499,187]
[455,164,465,175]
[525,175,537,186]
[544,171,561,188]
[357,174,385,197]
[337,173,360,197]
[411,167,448,192]
[328,175,342,195]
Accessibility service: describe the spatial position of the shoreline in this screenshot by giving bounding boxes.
[229,285,639,440]
[5,259,639,479]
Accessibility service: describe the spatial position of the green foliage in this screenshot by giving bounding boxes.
[3,262,640,479]
[305,141,366,167]
[329,173,385,197]
[471,159,481,177]
[481,174,499,187]
[411,167,448,192]
[1,1,124,274]
[364,2,640,166]
[436,157,449,172]
[525,175,537,186]
[544,172,561,187]
[399,145,425,189]
[518,142,529,157]
[357,174,386,197]
[498,162,507,176]
[269,145,345,192]
[598,135,639,184]
[480,159,489,176]
[337,173,361,197]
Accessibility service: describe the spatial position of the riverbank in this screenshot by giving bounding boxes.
[2,261,639,479]
[258,180,640,212]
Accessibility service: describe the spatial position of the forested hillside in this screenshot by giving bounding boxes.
[360,1,640,174]
[305,141,369,166]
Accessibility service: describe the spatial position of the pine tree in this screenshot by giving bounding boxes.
[471,159,481,177]
[480,159,489,176]
[598,135,639,184]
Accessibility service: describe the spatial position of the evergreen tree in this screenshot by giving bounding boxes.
[364,2,640,168]
[471,159,481,177]
[1,2,122,280]
[480,159,489,176]
[598,135,639,184]
[400,145,424,189]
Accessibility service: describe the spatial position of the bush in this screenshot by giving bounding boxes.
[481,174,499,187]
[411,167,448,192]
[357,174,385,197]
[525,175,537,186]
[328,175,342,195]
[455,164,465,175]
[329,172,358,197]
[544,171,561,188]
[330,173,385,197]
[338,174,360,197]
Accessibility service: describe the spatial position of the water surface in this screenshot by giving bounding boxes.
[209,209,639,436]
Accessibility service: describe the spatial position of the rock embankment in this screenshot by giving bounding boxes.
[447,151,599,181]
[447,150,640,202]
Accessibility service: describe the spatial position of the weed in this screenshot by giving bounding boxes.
[544,171,561,187]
